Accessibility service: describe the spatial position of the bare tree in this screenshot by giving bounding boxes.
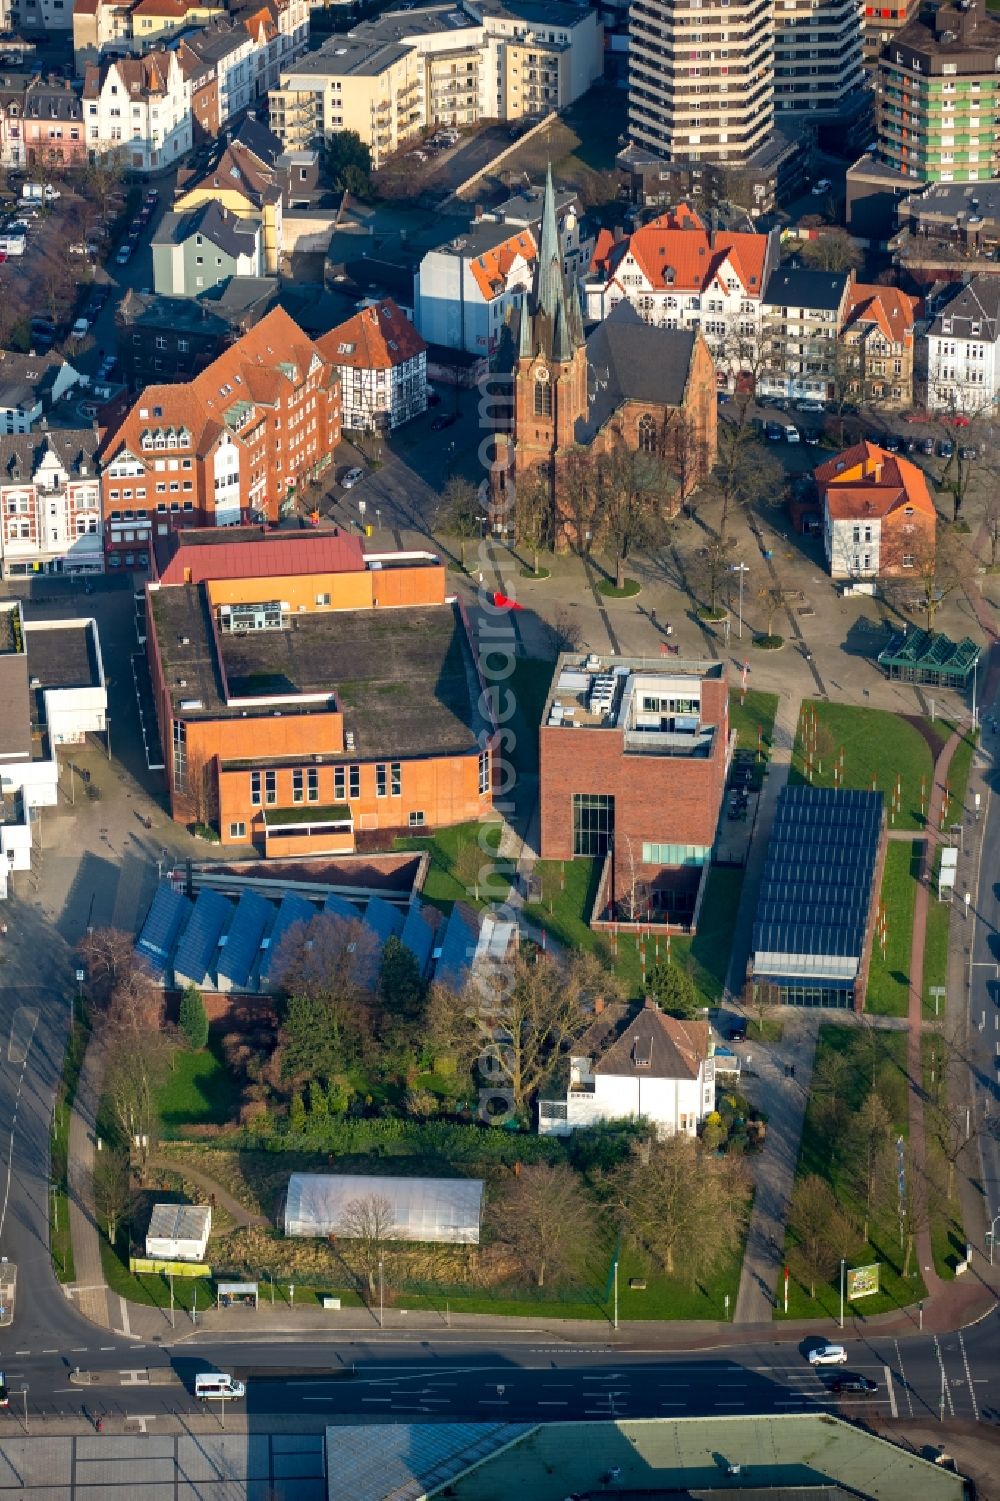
[787,1173,858,1299]
[690,535,734,616]
[847,1090,895,1237]
[272,912,378,1071]
[489,1163,598,1287]
[437,475,482,567]
[593,440,678,589]
[611,1134,751,1281]
[513,469,554,577]
[92,1149,133,1244]
[340,1192,396,1299]
[798,230,863,274]
[78,926,164,1040]
[104,1034,169,1164]
[882,521,965,633]
[755,577,791,641]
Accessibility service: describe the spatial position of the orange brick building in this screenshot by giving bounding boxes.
[493,169,718,545]
[539,656,729,927]
[98,307,340,569]
[146,530,494,852]
[817,440,937,582]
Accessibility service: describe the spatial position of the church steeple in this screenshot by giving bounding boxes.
[523,163,584,364]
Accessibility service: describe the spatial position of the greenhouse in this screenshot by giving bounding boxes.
[283,1173,484,1245]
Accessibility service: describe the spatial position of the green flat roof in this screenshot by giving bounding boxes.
[264,803,352,828]
[434,1416,966,1501]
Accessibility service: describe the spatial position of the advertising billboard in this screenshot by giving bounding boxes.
[846,1263,880,1299]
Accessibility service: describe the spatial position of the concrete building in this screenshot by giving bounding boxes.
[817,438,936,580]
[173,119,291,274]
[896,175,1000,253]
[628,0,774,166]
[0,429,103,578]
[0,601,107,897]
[760,265,852,400]
[268,0,602,166]
[877,0,1000,183]
[538,654,729,923]
[585,204,778,385]
[152,200,264,297]
[617,133,807,218]
[839,281,921,407]
[864,0,920,64]
[924,272,1000,410]
[181,17,256,130]
[115,291,238,389]
[82,48,192,173]
[773,0,869,132]
[538,998,715,1137]
[98,306,340,561]
[316,298,428,432]
[142,530,494,847]
[0,353,84,435]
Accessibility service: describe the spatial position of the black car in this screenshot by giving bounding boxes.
[938,439,954,459]
[765,422,784,441]
[959,445,978,461]
[431,412,457,431]
[920,436,936,455]
[0,1370,7,1407]
[831,1374,878,1394]
[803,428,821,445]
[728,1024,748,1043]
[902,436,918,453]
[882,432,902,453]
[864,430,883,447]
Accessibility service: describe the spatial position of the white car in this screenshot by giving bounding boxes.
[69,317,90,340]
[784,424,801,444]
[812,178,832,196]
[341,467,365,489]
[808,1343,848,1366]
[797,399,825,415]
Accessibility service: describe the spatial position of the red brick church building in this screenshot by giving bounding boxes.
[492,167,718,545]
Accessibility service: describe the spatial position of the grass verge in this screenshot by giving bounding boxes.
[729,688,779,766]
[393,818,503,911]
[156,1035,242,1137]
[777,1024,927,1319]
[790,702,933,829]
[865,841,920,1017]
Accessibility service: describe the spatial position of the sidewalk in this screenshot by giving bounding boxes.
[64,1036,114,1333]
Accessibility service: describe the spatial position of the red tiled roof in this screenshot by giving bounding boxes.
[316,298,426,372]
[467,228,536,300]
[604,220,769,298]
[817,441,936,522]
[843,283,921,347]
[157,529,366,584]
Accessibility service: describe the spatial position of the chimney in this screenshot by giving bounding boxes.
[594,997,605,1014]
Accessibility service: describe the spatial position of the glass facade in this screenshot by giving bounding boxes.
[573,792,614,856]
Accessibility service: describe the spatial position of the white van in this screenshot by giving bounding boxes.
[195,1373,246,1400]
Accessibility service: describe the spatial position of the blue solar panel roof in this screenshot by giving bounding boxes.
[400,900,435,975]
[434,903,480,994]
[259,892,314,987]
[172,887,233,987]
[752,786,883,965]
[136,885,192,979]
[364,895,404,948]
[218,889,273,989]
[323,892,362,923]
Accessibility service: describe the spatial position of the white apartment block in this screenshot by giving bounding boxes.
[924,274,1000,413]
[83,49,192,173]
[0,431,103,578]
[628,0,774,165]
[773,0,867,124]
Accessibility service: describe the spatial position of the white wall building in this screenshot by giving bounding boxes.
[538,999,716,1138]
[924,274,1000,413]
[0,430,103,578]
[83,48,192,174]
[317,299,428,432]
[0,353,84,436]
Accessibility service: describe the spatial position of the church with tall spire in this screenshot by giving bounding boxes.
[498,163,718,547]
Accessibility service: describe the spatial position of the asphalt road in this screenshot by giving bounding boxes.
[0,1318,995,1426]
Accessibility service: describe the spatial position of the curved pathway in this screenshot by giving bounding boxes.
[145,1152,267,1230]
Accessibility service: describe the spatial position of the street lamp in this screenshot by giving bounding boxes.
[378,1257,384,1329]
[19,1384,28,1432]
[987,1211,1000,1266]
[74,968,84,1029]
[730,562,750,641]
[839,1257,846,1330]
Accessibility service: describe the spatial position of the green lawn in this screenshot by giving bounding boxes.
[942,725,978,820]
[393,818,503,911]
[865,841,920,1017]
[156,1036,242,1135]
[789,702,933,829]
[523,861,740,1002]
[100,1230,215,1312]
[922,1035,966,1280]
[778,1024,926,1320]
[729,688,779,764]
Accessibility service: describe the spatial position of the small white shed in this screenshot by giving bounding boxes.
[145,1203,212,1262]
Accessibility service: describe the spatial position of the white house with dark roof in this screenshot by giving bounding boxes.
[538,998,716,1137]
[924,274,1000,413]
[0,429,103,578]
[0,352,84,435]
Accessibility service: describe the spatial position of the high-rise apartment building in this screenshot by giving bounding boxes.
[877,0,1000,182]
[628,0,774,164]
[863,0,919,64]
[774,0,868,123]
[628,0,867,169]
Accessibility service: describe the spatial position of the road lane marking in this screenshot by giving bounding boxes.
[537,1400,567,1406]
[893,1340,914,1418]
[933,1336,955,1419]
[0,1012,37,1247]
[958,1332,979,1421]
[885,1366,897,1419]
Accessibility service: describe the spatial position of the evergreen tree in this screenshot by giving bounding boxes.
[178,984,209,1050]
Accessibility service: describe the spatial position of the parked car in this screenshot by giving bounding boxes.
[0,1371,7,1407]
[784,424,801,444]
[881,432,901,453]
[69,316,90,339]
[938,438,954,459]
[144,189,159,207]
[765,421,784,441]
[432,411,457,431]
[717,390,731,405]
[809,1344,848,1366]
[797,398,825,414]
[920,436,936,455]
[812,178,832,196]
[728,1023,748,1042]
[115,244,132,265]
[902,436,918,453]
[831,1374,877,1394]
[803,428,821,445]
[959,444,978,461]
[341,466,365,489]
